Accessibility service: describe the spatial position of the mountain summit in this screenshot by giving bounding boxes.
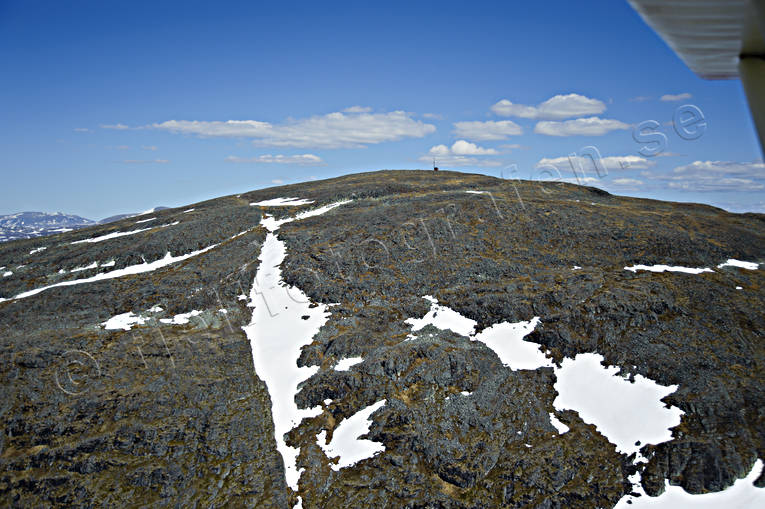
[0,170,763,507]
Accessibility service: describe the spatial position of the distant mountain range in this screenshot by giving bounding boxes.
[0,207,168,243]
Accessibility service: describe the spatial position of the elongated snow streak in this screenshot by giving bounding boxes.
[242,200,351,495]
[71,221,179,244]
[335,357,363,371]
[251,197,315,206]
[135,217,156,224]
[614,459,765,508]
[316,400,386,470]
[718,259,759,270]
[12,243,220,300]
[29,247,47,254]
[625,264,713,274]
[71,227,154,244]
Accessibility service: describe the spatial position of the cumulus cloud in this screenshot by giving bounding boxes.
[225,154,324,165]
[452,120,522,140]
[534,117,630,136]
[660,93,692,102]
[490,94,606,119]
[449,140,498,155]
[143,109,435,149]
[536,154,655,172]
[422,140,501,167]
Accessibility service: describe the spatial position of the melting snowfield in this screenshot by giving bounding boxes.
[403,297,765,504]
[316,400,387,471]
[615,460,765,508]
[242,200,351,497]
[406,296,684,452]
[553,353,683,455]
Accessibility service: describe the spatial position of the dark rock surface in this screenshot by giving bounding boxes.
[0,170,763,507]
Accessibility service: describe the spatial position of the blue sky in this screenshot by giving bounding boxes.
[1,0,762,220]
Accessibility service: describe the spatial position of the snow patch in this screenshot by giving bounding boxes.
[243,200,351,491]
[29,247,47,255]
[148,306,163,313]
[160,310,202,325]
[549,413,569,434]
[335,357,363,371]
[2,271,11,277]
[471,317,552,370]
[717,259,759,270]
[70,261,99,273]
[465,190,487,194]
[135,217,156,224]
[102,312,146,331]
[406,295,477,337]
[252,197,315,206]
[317,400,386,471]
[553,353,683,455]
[615,459,765,508]
[625,264,713,274]
[183,208,195,213]
[71,227,153,244]
[12,241,221,300]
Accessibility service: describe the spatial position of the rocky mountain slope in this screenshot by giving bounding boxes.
[0,170,763,507]
[0,212,95,243]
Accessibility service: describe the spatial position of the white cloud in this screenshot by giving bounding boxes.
[534,117,630,136]
[611,178,644,186]
[672,160,765,178]
[226,154,324,165]
[449,140,498,155]
[271,179,284,184]
[536,154,655,172]
[101,123,131,130]
[343,106,372,113]
[73,127,90,132]
[423,139,501,167]
[499,143,528,150]
[491,94,606,119]
[142,145,158,151]
[667,177,764,192]
[644,160,765,192]
[660,93,692,102]
[628,96,652,102]
[422,112,444,119]
[452,120,522,140]
[145,109,435,149]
